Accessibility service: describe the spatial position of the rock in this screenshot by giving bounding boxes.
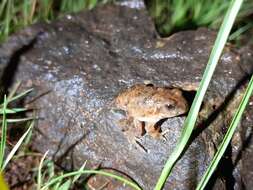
[1,2,253,190]
[116,0,145,9]
[233,95,253,190]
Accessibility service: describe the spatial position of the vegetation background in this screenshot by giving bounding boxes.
[0,0,253,41]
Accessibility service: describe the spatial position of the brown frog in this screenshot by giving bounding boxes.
[115,84,188,140]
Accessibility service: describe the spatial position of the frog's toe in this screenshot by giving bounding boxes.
[161,129,170,141]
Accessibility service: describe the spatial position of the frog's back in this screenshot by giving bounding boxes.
[115,84,167,113]
[115,84,188,121]
[115,84,147,109]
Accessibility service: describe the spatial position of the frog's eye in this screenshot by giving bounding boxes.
[165,104,175,110]
[145,83,154,87]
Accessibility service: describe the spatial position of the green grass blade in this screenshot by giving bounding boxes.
[52,181,61,190]
[0,0,7,17]
[6,88,33,103]
[37,150,49,190]
[154,0,243,189]
[72,161,87,183]
[0,96,8,170]
[2,121,34,170]
[0,108,28,114]
[57,179,71,190]
[229,22,253,41]
[7,81,21,101]
[0,88,33,108]
[5,117,34,123]
[3,0,11,36]
[196,74,253,190]
[41,170,142,190]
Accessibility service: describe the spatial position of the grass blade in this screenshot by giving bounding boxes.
[0,96,8,170]
[3,0,11,36]
[0,0,7,17]
[72,161,87,183]
[7,82,21,101]
[2,121,34,170]
[0,108,28,114]
[37,150,49,190]
[196,74,253,190]
[57,179,71,190]
[41,170,142,190]
[154,0,243,189]
[5,117,34,123]
[6,88,33,103]
[229,22,253,41]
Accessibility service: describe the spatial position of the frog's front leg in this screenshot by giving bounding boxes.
[133,118,145,137]
[120,119,146,152]
[145,122,170,141]
[145,122,161,138]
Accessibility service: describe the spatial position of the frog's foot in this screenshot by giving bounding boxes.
[149,130,168,141]
[161,129,170,141]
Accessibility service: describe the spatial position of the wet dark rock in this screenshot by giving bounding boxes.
[0,2,253,190]
[116,0,145,9]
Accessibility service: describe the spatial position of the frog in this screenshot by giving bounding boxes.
[114,84,188,141]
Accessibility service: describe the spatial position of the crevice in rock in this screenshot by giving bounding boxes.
[182,90,196,108]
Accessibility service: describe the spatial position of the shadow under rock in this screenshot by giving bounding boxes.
[0,37,37,100]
